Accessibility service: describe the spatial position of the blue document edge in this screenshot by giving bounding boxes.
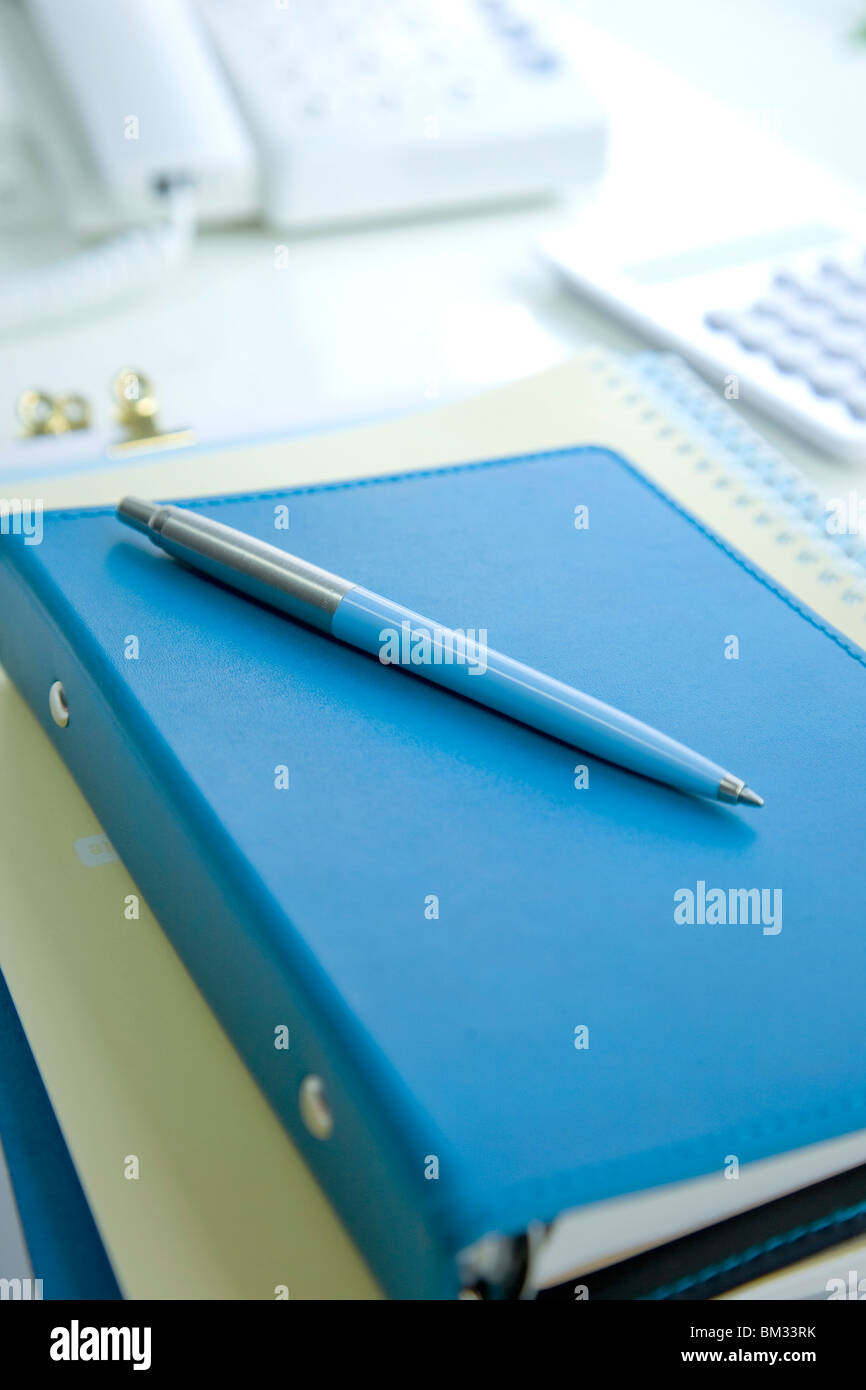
[0,968,121,1299]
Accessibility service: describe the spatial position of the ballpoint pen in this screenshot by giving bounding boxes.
[116,497,764,807]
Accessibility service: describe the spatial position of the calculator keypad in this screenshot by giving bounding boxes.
[705,254,866,422]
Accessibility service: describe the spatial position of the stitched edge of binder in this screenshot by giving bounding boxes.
[39,442,866,671]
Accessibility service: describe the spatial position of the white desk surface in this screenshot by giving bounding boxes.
[1,9,864,502]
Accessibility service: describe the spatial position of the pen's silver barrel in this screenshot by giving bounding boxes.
[117,497,352,631]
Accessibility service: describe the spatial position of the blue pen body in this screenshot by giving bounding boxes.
[332,587,729,800]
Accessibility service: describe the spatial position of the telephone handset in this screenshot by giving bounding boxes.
[0,0,257,332]
[1,0,255,234]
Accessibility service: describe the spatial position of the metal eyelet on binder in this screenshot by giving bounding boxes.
[299,1075,333,1140]
[48,681,69,728]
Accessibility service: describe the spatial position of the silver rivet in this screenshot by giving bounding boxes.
[49,681,69,728]
[299,1075,333,1140]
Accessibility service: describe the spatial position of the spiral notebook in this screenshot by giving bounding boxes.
[1,346,864,1299]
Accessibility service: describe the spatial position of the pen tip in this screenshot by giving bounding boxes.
[738,786,764,807]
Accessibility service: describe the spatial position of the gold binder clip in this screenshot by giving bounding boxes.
[17,388,91,437]
[110,369,193,454]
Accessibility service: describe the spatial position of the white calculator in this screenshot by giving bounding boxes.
[542,223,866,461]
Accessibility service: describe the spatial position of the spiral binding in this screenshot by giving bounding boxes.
[632,351,866,563]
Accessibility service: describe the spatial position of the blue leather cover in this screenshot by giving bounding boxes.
[1,447,865,1298]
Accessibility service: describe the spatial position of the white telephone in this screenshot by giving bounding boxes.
[0,0,606,332]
